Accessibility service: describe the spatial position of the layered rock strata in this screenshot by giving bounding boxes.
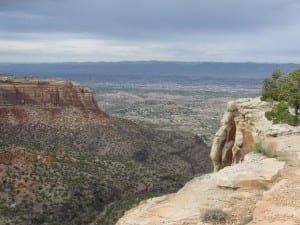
[0,76,102,110]
[0,76,109,127]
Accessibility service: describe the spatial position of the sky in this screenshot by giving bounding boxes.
[0,0,300,63]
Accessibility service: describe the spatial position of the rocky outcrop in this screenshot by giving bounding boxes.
[0,75,109,127]
[0,76,103,110]
[210,98,300,171]
[116,152,286,225]
[116,97,300,225]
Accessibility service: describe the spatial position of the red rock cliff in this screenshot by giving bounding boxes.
[0,76,109,126]
[0,76,101,109]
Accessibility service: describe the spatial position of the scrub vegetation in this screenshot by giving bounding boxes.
[262,69,300,126]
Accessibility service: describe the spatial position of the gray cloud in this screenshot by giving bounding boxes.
[0,0,300,62]
[1,0,300,37]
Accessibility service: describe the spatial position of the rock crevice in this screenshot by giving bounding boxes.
[210,97,300,171]
[210,100,255,171]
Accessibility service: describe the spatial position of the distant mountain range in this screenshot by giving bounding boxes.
[0,62,299,83]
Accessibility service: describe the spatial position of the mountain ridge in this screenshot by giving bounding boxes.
[1,62,299,83]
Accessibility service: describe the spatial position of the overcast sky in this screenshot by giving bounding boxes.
[0,0,300,63]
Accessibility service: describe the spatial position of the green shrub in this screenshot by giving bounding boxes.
[262,69,300,126]
[265,102,299,126]
[241,214,253,225]
[202,208,228,222]
[258,182,269,190]
[252,141,277,158]
[252,142,264,153]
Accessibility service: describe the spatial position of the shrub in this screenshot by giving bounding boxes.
[202,208,228,222]
[241,214,253,225]
[262,69,300,126]
[258,182,269,190]
[252,141,277,158]
[252,142,264,153]
[265,102,299,126]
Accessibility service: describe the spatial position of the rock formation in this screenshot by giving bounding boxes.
[0,75,109,127]
[0,76,102,110]
[210,98,300,171]
[116,97,300,225]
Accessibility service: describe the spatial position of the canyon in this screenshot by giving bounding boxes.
[0,76,211,225]
[116,98,300,225]
[1,75,299,225]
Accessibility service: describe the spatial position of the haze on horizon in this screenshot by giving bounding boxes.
[0,0,300,63]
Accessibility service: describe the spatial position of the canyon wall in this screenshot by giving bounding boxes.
[0,76,109,127]
[0,76,102,110]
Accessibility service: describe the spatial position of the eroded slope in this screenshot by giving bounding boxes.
[0,76,212,225]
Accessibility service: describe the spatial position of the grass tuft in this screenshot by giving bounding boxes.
[252,142,277,158]
[202,208,228,222]
[241,214,253,225]
[258,182,269,190]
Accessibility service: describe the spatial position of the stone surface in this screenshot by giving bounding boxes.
[210,98,300,171]
[216,153,285,188]
[116,152,286,225]
[249,160,300,225]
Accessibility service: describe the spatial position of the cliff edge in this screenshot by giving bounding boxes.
[116,97,300,225]
[210,98,300,171]
[0,76,100,109]
[0,76,109,127]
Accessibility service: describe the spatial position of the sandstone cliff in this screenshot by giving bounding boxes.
[116,97,300,225]
[0,76,100,109]
[0,76,109,127]
[210,98,300,171]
